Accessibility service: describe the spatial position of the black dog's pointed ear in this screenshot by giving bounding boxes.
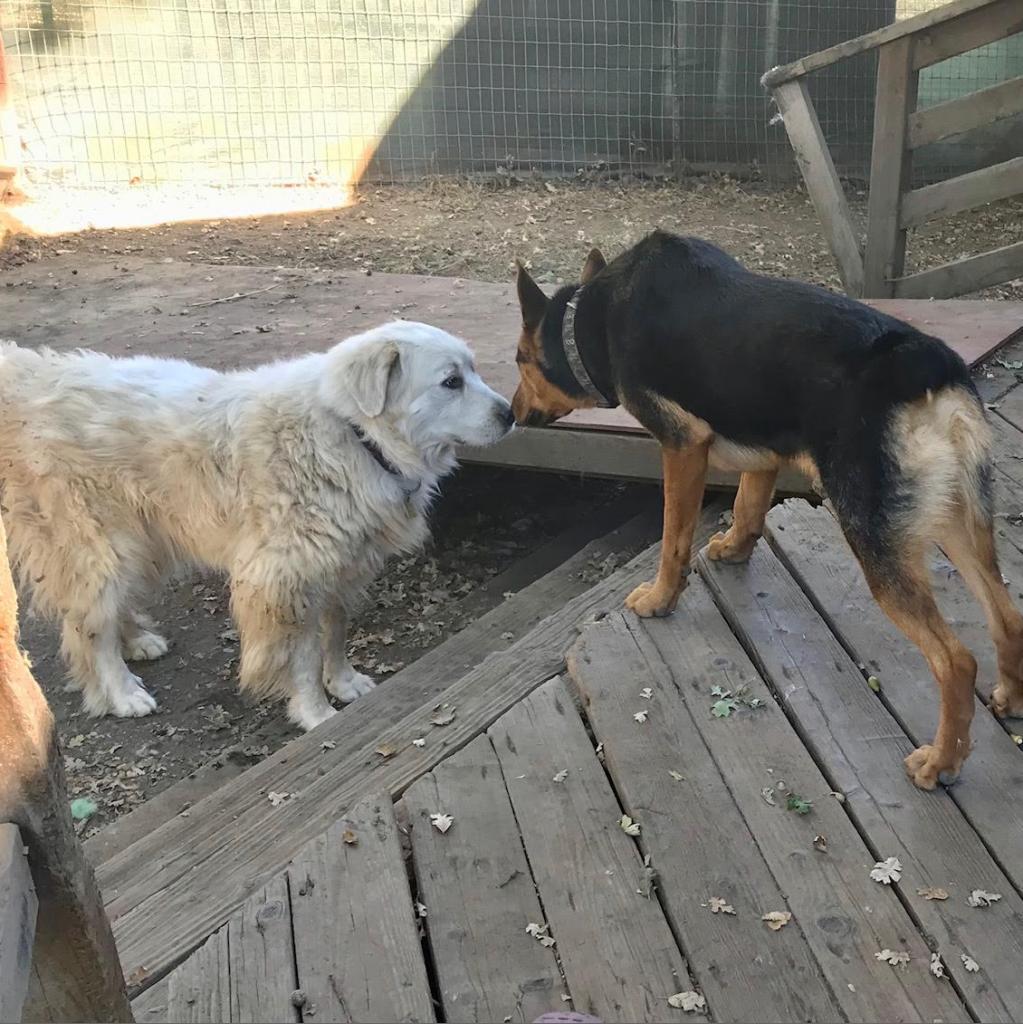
[516,261,549,330]
[580,248,607,284]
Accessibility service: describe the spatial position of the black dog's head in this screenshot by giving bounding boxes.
[511,248,606,427]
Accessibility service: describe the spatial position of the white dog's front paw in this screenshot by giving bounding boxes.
[325,667,377,704]
[124,630,169,662]
[288,695,338,732]
[107,673,158,717]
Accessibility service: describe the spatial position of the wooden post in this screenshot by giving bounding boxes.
[0,519,133,1022]
[862,36,918,297]
[0,824,37,1022]
[770,80,865,296]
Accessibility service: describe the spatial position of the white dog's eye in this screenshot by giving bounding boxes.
[441,374,464,390]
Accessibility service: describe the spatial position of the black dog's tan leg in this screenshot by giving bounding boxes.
[626,444,708,618]
[940,515,1023,719]
[707,469,778,564]
[859,553,976,790]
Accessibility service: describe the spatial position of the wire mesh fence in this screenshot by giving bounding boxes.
[0,0,1020,188]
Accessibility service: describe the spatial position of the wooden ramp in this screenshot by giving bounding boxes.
[115,337,1023,1021]
[2,256,1021,487]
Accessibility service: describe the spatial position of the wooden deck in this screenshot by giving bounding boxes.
[107,335,1023,1024]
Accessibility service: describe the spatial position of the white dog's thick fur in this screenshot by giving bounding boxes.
[0,322,513,729]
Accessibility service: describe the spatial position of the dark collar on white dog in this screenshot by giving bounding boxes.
[562,287,615,408]
[352,425,422,497]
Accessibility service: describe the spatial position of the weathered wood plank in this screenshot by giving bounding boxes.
[908,74,1023,149]
[465,427,813,492]
[403,736,561,1023]
[102,511,725,993]
[288,798,434,1024]
[129,977,169,1024]
[993,385,1023,438]
[88,502,659,869]
[0,824,36,1024]
[900,156,1023,229]
[770,80,864,296]
[698,541,1023,1020]
[569,610,960,1023]
[227,874,298,1023]
[765,501,1023,891]
[912,0,1023,70]
[630,601,970,1023]
[863,37,917,297]
[165,928,230,1024]
[761,0,996,86]
[892,240,1023,299]
[488,678,699,1023]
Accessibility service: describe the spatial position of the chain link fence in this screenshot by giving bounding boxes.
[1,0,1020,188]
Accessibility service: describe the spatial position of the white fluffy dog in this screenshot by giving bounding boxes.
[0,321,513,730]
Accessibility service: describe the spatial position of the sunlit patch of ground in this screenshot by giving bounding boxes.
[0,181,353,239]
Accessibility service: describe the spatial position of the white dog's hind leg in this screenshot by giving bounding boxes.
[321,603,376,703]
[121,610,169,662]
[62,603,158,718]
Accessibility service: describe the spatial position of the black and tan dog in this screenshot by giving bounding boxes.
[512,230,1023,789]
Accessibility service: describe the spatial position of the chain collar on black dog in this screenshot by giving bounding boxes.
[352,424,422,497]
[563,287,616,408]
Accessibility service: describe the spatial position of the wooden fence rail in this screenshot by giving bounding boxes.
[763,0,1023,299]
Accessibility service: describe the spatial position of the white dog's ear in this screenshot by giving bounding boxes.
[329,337,401,418]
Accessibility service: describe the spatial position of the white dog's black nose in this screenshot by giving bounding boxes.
[497,402,515,431]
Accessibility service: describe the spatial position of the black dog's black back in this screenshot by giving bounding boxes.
[576,231,974,458]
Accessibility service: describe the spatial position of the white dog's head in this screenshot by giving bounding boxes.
[322,322,514,455]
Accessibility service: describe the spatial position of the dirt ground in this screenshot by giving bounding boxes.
[4,177,1023,297]
[2,175,1021,838]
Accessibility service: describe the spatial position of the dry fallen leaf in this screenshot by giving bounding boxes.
[552,769,569,783]
[667,991,706,1012]
[525,921,555,947]
[633,710,649,723]
[961,953,980,973]
[707,896,735,915]
[640,687,653,700]
[430,708,456,727]
[762,911,792,931]
[341,828,358,846]
[929,953,946,979]
[430,812,454,833]
[761,786,777,806]
[917,886,949,901]
[813,834,828,853]
[870,857,903,885]
[375,743,397,759]
[619,815,641,837]
[267,791,289,807]
[875,949,910,967]
[968,889,1002,907]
